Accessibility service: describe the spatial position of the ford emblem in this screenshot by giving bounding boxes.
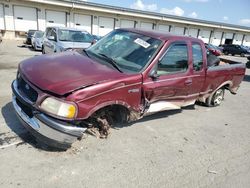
[25,84,30,90]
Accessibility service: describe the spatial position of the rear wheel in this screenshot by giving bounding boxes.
[240,53,245,57]
[206,88,225,107]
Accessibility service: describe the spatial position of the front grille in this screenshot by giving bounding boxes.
[17,76,38,102]
[16,98,33,118]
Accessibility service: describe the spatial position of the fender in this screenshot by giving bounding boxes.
[206,80,233,105]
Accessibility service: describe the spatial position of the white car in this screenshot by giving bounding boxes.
[31,31,44,51]
[42,27,94,54]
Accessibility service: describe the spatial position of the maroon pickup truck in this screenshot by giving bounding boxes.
[12,28,246,149]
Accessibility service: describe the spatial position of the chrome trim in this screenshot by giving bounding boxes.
[12,79,33,105]
[12,96,40,130]
[143,75,201,85]
[12,95,86,145]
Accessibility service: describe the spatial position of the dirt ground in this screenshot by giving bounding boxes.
[0,40,250,188]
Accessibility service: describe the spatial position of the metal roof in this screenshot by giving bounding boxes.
[61,0,250,32]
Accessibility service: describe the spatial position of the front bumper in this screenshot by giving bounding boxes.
[12,80,86,149]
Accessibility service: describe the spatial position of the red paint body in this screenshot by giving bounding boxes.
[18,29,246,121]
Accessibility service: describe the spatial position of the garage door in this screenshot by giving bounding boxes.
[233,34,243,45]
[46,10,66,27]
[199,30,210,43]
[173,27,184,35]
[0,4,4,30]
[14,6,37,31]
[243,35,250,46]
[140,22,153,30]
[98,17,114,36]
[74,14,91,33]
[120,19,134,28]
[188,28,198,38]
[211,31,222,46]
[158,24,169,32]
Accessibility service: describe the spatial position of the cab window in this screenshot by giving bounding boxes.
[157,43,188,75]
[192,43,203,71]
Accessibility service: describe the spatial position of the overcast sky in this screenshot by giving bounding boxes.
[87,0,250,27]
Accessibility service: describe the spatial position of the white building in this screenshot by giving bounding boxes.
[0,0,250,46]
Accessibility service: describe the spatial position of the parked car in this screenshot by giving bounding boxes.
[12,28,246,149]
[223,44,250,57]
[26,30,37,45]
[205,43,222,56]
[42,27,94,54]
[31,31,44,51]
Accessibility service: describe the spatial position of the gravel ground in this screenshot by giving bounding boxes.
[0,40,250,188]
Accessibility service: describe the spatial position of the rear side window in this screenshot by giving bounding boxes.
[192,43,203,71]
[158,43,188,75]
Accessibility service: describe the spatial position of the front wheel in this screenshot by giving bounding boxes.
[224,51,229,55]
[206,88,225,107]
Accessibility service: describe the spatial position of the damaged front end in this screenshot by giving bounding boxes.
[11,78,87,150]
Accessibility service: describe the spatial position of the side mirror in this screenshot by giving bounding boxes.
[149,69,159,80]
[48,36,55,41]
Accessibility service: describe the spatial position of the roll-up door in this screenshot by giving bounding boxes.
[98,17,114,36]
[74,14,92,33]
[46,10,66,27]
[140,22,153,30]
[120,19,134,28]
[0,4,4,30]
[14,6,37,31]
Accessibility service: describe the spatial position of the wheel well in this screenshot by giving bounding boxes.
[93,104,130,123]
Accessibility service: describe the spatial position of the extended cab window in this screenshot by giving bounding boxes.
[192,43,203,71]
[157,43,188,75]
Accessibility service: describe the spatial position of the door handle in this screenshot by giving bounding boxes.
[185,79,192,86]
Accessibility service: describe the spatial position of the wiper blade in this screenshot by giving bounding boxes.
[98,53,123,73]
[83,49,89,57]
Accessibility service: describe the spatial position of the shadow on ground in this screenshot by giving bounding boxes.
[1,102,63,152]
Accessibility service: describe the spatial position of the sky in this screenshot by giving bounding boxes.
[86,0,250,27]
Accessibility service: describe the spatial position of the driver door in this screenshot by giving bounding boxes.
[143,41,193,113]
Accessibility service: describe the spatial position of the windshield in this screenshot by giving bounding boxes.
[87,30,162,73]
[58,29,93,43]
[35,31,44,38]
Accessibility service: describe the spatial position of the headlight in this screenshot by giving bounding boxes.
[40,97,77,119]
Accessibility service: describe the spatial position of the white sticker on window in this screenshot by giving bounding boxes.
[134,38,150,48]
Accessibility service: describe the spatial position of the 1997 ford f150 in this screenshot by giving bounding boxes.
[12,28,246,149]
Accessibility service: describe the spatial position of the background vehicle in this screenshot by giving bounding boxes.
[12,29,246,149]
[205,43,222,56]
[223,44,250,57]
[42,27,94,54]
[25,30,37,45]
[31,31,44,51]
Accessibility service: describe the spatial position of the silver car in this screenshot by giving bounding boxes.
[31,31,44,51]
[42,27,93,54]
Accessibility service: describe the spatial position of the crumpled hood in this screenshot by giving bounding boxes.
[19,52,126,95]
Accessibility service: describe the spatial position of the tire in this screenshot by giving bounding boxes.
[240,53,245,57]
[224,51,229,55]
[42,46,45,54]
[206,88,225,107]
[232,54,235,56]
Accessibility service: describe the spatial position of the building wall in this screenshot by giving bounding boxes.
[0,0,250,46]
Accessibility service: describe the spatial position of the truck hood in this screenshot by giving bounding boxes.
[19,52,126,95]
